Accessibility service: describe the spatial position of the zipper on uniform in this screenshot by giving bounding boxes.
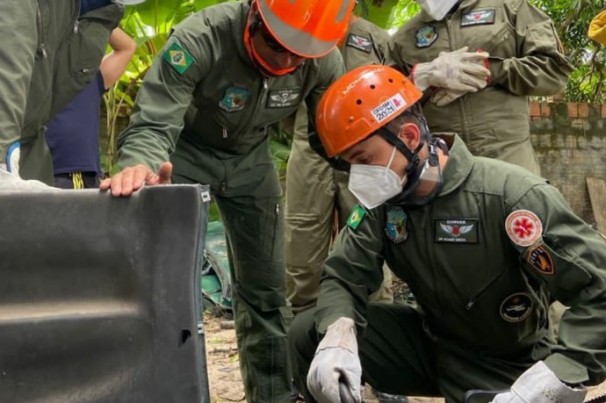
[222,127,228,138]
[36,5,47,58]
[263,78,268,90]
[464,268,507,310]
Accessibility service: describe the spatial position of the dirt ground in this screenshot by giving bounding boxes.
[204,313,606,403]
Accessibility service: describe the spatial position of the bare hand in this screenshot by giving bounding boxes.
[99,162,172,197]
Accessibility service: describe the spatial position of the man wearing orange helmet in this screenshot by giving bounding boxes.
[99,0,355,401]
[287,65,606,403]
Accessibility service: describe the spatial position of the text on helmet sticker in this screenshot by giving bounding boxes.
[371,94,407,123]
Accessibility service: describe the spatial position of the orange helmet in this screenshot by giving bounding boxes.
[256,0,355,58]
[316,65,423,157]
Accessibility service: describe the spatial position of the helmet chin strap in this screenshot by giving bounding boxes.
[376,126,423,179]
[243,9,299,77]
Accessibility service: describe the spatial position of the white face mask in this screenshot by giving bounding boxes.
[416,0,459,20]
[348,146,406,210]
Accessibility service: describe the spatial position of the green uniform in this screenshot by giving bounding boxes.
[0,0,122,183]
[115,3,345,402]
[391,0,574,175]
[289,134,606,402]
[285,17,393,314]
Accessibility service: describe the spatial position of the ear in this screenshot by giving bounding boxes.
[398,123,422,149]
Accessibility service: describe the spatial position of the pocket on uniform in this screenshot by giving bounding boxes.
[285,213,329,268]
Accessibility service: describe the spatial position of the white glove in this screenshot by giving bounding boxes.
[411,47,490,92]
[307,317,362,403]
[0,165,53,192]
[429,87,468,107]
[490,361,587,403]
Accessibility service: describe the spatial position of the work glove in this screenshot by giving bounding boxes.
[0,165,53,192]
[429,87,467,107]
[490,361,586,403]
[307,317,362,403]
[411,47,490,92]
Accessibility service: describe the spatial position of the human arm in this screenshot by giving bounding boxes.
[306,206,386,402]
[100,27,137,89]
[506,183,606,386]
[305,50,349,170]
[0,0,37,169]
[487,0,574,96]
[101,29,209,196]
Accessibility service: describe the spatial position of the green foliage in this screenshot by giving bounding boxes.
[530,0,606,103]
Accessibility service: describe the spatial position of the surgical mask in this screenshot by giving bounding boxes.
[415,0,459,20]
[348,146,406,210]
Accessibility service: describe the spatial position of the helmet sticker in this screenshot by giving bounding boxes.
[371,94,407,123]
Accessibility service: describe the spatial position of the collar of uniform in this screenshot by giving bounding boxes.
[435,133,475,197]
[416,0,482,23]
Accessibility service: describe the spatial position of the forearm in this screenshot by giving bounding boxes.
[108,27,136,53]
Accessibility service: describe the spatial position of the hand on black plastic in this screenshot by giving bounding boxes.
[100,161,172,197]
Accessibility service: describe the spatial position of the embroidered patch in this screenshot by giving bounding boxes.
[163,41,195,74]
[505,209,543,247]
[461,9,496,27]
[385,207,408,244]
[526,243,555,275]
[500,292,533,323]
[218,85,250,112]
[416,25,438,48]
[347,204,366,230]
[267,89,301,108]
[346,33,373,53]
[435,219,478,243]
[371,94,407,123]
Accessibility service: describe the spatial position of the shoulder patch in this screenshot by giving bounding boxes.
[163,41,195,74]
[416,25,438,48]
[461,9,496,27]
[347,204,366,230]
[526,243,555,275]
[505,209,543,247]
[385,206,408,244]
[346,33,373,53]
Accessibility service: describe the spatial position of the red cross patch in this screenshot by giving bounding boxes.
[505,209,543,247]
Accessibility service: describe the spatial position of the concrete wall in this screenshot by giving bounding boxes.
[530,102,606,224]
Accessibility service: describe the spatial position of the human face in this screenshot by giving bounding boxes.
[341,134,409,180]
[251,24,306,72]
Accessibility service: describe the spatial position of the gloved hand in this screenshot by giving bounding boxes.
[307,317,362,403]
[490,361,587,403]
[0,165,53,191]
[429,87,467,107]
[411,47,490,92]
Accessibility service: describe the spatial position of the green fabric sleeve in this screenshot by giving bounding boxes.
[0,0,38,163]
